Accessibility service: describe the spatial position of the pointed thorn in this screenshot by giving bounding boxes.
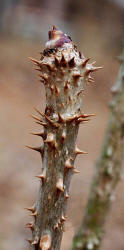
[68,57,75,67]
[80,113,95,118]
[24,205,35,213]
[66,115,77,122]
[82,58,91,67]
[61,215,66,222]
[75,145,88,155]
[65,158,74,169]
[73,168,80,174]
[25,222,34,230]
[73,73,81,81]
[91,66,103,71]
[30,211,38,218]
[31,114,42,122]
[31,236,39,245]
[60,54,67,67]
[65,191,69,199]
[58,112,64,123]
[35,168,46,181]
[56,178,64,192]
[44,114,60,128]
[33,67,41,72]
[25,145,43,154]
[28,57,41,66]
[44,133,55,145]
[35,121,47,127]
[25,239,32,244]
[54,57,60,67]
[77,118,90,124]
[30,131,46,139]
[34,107,44,117]
[64,81,70,92]
[55,85,60,97]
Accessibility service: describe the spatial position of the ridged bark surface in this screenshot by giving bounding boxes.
[72,51,124,250]
[26,26,100,250]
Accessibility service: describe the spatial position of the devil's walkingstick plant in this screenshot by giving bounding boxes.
[26,26,101,250]
[72,50,124,250]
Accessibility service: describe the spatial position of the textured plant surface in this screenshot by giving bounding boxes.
[72,51,124,250]
[26,26,101,250]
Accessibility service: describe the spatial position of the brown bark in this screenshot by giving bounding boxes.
[72,51,124,250]
[25,26,100,250]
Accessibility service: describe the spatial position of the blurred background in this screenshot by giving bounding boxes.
[0,0,124,250]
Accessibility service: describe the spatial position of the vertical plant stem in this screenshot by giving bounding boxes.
[26,26,100,250]
[72,50,124,250]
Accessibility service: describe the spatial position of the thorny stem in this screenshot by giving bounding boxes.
[72,50,124,250]
[26,26,100,250]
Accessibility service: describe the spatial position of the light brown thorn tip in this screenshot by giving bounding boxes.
[76,118,90,124]
[35,168,46,181]
[36,121,47,128]
[91,66,103,71]
[73,168,80,174]
[65,158,74,169]
[75,145,88,156]
[24,205,35,213]
[25,145,43,154]
[25,222,34,230]
[30,131,46,139]
[40,233,51,250]
[82,58,91,67]
[80,113,95,118]
[31,114,42,122]
[34,107,44,117]
[56,178,64,192]
[30,211,38,219]
[28,57,41,66]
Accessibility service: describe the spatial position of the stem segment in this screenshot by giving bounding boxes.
[26,26,100,250]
